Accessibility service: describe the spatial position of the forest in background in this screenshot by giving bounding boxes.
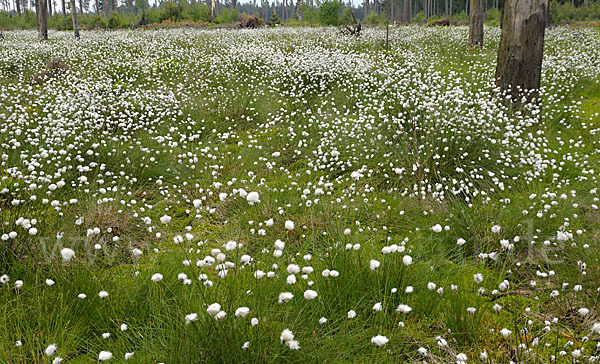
[0,0,599,30]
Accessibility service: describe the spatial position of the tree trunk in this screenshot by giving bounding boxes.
[231,0,236,9]
[468,0,483,48]
[95,0,99,14]
[36,0,48,40]
[294,0,302,20]
[211,0,215,19]
[48,0,52,16]
[495,0,547,102]
[402,0,409,23]
[70,0,79,38]
[61,0,65,14]
[16,0,21,15]
[79,0,83,13]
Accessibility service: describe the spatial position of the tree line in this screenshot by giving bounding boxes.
[1,0,599,28]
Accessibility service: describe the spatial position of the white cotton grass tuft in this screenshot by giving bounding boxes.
[285,220,295,230]
[371,335,389,346]
[98,351,113,361]
[369,259,381,270]
[278,292,294,303]
[45,343,57,356]
[60,248,75,261]
[235,307,250,317]
[303,289,318,300]
[396,304,412,313]
[207,303,221,316]
[151,273,163,282]
[280,329,300,350]
[160,214,171,225]
[246,191,260,205]
[185,313,198,324]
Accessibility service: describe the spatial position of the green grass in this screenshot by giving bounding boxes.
[1,26,600,363]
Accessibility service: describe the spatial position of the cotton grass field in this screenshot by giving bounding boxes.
[1,26,600,363]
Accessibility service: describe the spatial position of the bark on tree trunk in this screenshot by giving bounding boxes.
[79,0,83,13]
[70,0,79,38]
[231,0,236,9]
[95,0,99,14]
[61,0,65,14]
[295,0,302,20]
[402,0,409,23]
[495,0,547,102]
[36,0,48,40]
[445,0,448,17]
[48,0,52,16]
[16,0,21,15]
[468,0,484,47]
[211,0,215,19]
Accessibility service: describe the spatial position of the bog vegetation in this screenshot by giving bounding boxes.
[1,25,600,363]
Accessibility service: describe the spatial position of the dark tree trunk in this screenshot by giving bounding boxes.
[79,0,83,13]
[402,0,409,23]
[48,0,52,16]
[232,0,236,8]
[295,0,302,20]
[36,0,48,40]
[468,0,483,47]
[495,0,547,102]
[61,0,65,14]
[70,0,79,38]
[95,0,99,14]
[16,0,22,15]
